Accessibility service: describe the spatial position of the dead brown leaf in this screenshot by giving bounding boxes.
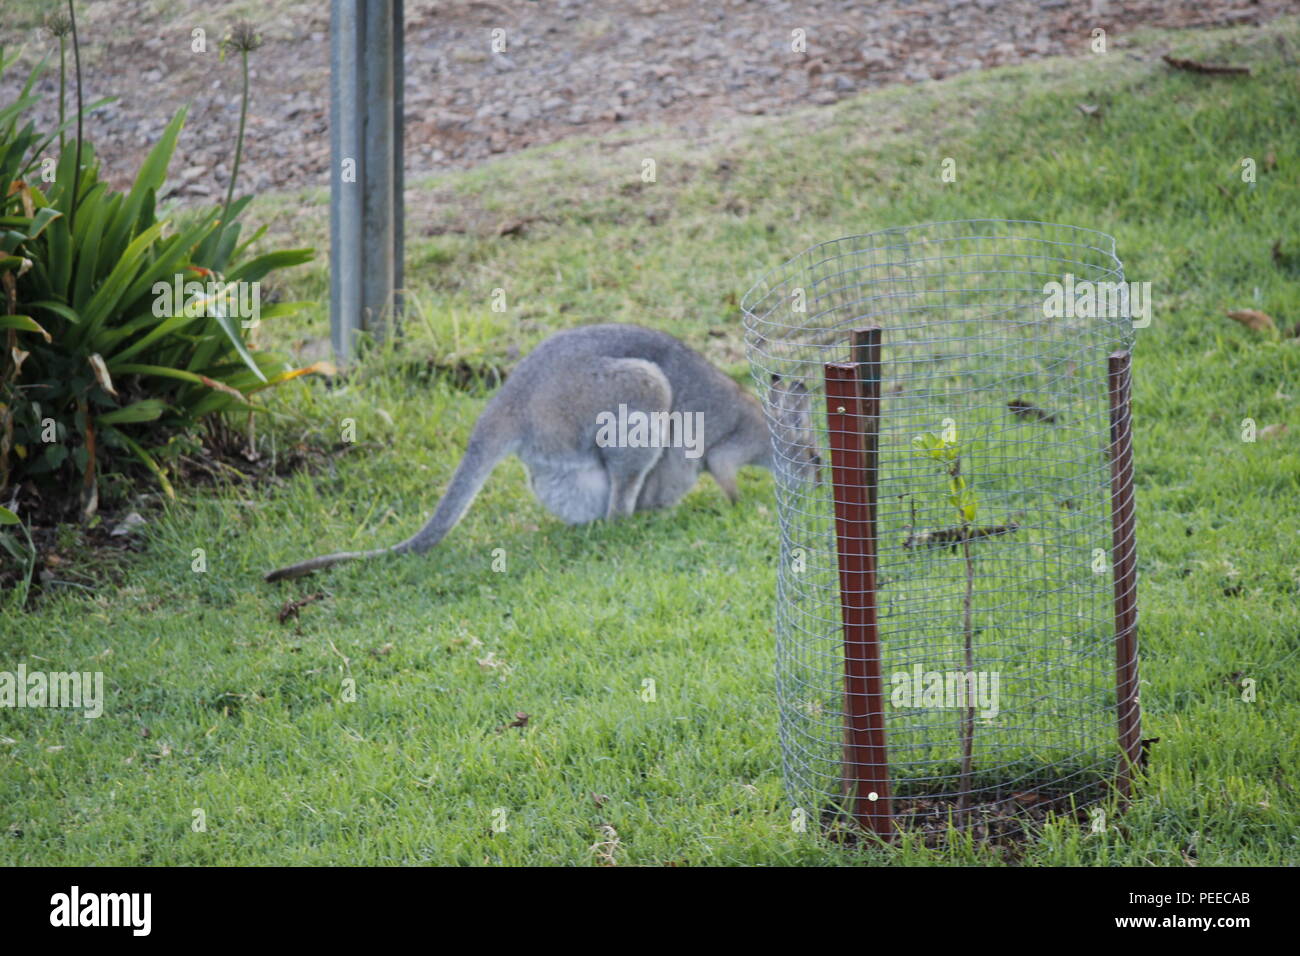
[590,824,621,866]
[198,375,250,403]
[278,591,326,624]
[496,216,537,237]
[494,711,530,732]
[87,353,117,396]
[1226,309,1276,332]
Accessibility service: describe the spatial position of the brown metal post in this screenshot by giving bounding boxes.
[1108,350,1141,796]
[824,327,892,837]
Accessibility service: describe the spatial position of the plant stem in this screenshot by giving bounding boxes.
[222,48,250,226]
[948,454,976,827]
[78,395,97,520]
[58,36,66,150]
[66,0,83,235]
[958,530,975,826]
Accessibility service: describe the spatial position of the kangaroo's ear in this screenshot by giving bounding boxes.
[770,373,782,386]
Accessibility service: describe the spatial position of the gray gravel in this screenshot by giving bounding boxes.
[0,0,1288,198]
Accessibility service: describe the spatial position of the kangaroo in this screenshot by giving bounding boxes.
[264,323,818,581]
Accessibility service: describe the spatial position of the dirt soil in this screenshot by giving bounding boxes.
[2,0,1290,200]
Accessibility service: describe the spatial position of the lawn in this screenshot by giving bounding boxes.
[2,19,1297,865]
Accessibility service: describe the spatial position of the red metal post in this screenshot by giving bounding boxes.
[824,327,892,837]
[1108,350,1142,796]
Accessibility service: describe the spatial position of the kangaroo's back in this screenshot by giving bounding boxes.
[501,324,759,442]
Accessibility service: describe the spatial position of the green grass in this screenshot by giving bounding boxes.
[3,20,1298,865]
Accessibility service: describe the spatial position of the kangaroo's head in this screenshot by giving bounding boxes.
[767,374,822,486]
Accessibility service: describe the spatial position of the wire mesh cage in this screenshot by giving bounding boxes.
[743,220,1140,841]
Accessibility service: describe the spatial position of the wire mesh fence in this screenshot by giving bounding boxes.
[743,220,1140,841]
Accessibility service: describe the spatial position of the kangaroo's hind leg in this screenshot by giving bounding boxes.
[523,357,673,523]
[594,358,673,519]
[600,442,664,518]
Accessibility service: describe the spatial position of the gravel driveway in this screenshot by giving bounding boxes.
[1,0,1289,199]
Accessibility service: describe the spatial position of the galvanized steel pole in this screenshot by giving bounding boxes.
[330,0,404,362]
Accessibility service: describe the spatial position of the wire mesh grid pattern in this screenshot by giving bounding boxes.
[743,220,1140,840]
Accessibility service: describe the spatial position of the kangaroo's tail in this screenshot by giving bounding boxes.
[264,423,515,583]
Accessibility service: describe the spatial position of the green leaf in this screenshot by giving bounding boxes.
[0,506,19,526]
[45,212,71,296]
[70,183,110,307]
[15,49,51,104]
[0,314,50,340]
[100,107,186,262]
[245,359,336,393]
[43,443,68,470]
[255,301,312,321]
[26,299,81,324]
[112,363,252,403]
[96,398,168,426]
[24,206,62,240]
[225,248,314,284]
[213,311,267,383]
[120,211,220,304]
[77,220,167,337]
[232,221,268,260]
[912,432,938,454]
[107,429,175,499]
[103,311,201,365]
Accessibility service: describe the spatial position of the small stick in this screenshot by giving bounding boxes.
[1161,54,1250,76]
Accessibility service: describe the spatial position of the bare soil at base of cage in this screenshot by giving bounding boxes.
[821,786,1112,857]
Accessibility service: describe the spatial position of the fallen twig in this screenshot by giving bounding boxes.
[1162,55,1250,76]
[903,522,1020,551]
[1008,398,1059,424]
[278,590,326,624]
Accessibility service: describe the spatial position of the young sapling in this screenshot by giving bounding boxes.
[912,429,979,825]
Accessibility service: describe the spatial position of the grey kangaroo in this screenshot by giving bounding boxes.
[264,323,818,582]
